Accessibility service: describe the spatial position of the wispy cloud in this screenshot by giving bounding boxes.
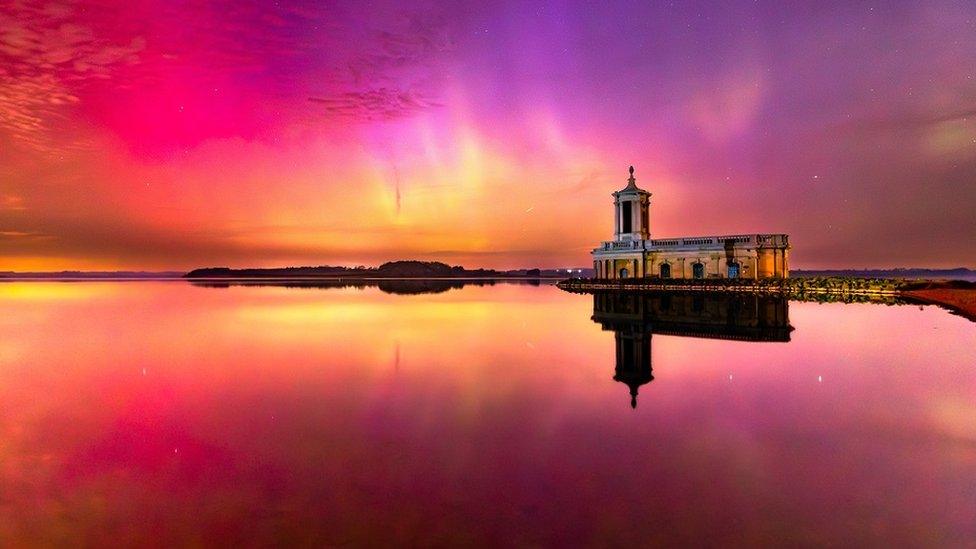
[0,230,51,240]
[308,88,440,121]
[1,195,27,210]
[307,13,452,123]
[0,1,145,152]
[841,104,976,132]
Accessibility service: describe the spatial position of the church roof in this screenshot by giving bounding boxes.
[616,165,649,194]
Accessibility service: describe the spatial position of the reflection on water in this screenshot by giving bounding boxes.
[592,292,792,407]
[190,277,546,294]
[0,281,974,545]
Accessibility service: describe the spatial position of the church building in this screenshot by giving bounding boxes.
[592,166,790,280]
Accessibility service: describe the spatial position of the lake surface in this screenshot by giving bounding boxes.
[1,281,974,546]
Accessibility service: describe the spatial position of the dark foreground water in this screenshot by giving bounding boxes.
[0,281,974,546]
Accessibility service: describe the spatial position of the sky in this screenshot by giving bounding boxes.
[1,0,975,271]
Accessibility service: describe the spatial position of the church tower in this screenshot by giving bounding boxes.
[613,329,654,409]
[613,166,651,242]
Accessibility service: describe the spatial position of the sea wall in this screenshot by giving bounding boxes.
[558,276,906,299]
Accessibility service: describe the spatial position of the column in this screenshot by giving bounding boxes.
[614,199,620,237]
[634,201,639,234]
[634,201,640,235]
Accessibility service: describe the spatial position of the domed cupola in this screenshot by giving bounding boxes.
[613,166,651,242]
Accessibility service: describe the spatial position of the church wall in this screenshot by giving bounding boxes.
[756,248,788,278]
[758,249,775,278]
[643,250,761,280]
[605,256,642,279]
[594,233,788,280]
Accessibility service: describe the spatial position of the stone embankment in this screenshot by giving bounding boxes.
[558,276,902,296]
[558,277,976,315]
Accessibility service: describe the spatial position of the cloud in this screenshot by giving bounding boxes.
[0,230,51,241]
[343,18,454,85]
[1,195,27,210]
[846,105,976,131]
[308,88,441,121]
[0,1,145,152]
[927,107,976,125]
[837,103,976,159]
[307,12,452,123]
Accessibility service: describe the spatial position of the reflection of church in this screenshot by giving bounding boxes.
[591,167,790,280]
[592,291,793,408]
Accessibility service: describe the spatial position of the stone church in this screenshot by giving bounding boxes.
[591,167,789,280]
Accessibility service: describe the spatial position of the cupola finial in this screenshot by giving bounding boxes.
[626,165,637,189]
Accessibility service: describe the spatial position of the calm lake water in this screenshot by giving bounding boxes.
[1,281,974,546]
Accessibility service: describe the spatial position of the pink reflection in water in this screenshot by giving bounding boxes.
[0,282,974,545]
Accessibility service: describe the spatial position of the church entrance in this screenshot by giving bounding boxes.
[727,262,740,279]
[619,268,629,278]
[660,263,671,278]
[692,262,704,279]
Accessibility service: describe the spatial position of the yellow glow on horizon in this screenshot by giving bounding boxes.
[0,282,116,301]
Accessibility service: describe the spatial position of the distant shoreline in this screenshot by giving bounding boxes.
[182,260,580,280]
[1,265,973,281]
[0,276,566,282]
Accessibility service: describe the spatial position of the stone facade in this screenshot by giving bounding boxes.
[591,167,790,280]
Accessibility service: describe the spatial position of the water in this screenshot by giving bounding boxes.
[0,281,974,545]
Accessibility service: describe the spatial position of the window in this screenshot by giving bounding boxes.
[621,202,632,233]
[692,262,705,279]
[719,236,751,244]
[727,262,740,279]
[660,263,671,278]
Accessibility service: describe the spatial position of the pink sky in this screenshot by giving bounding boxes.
[1,0,975,270]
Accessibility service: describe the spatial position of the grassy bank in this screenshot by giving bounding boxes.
[899,280,976,321]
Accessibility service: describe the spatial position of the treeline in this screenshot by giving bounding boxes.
[186,260,511,278]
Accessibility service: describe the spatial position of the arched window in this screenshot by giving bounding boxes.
[692,262,705,279]
[660,263,671,278]
[727,262,740,279]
